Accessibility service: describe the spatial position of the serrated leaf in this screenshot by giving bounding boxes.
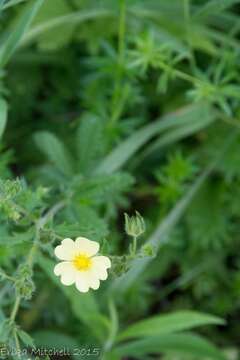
[34,131,74,176]
[73,173,134,205]
[76,114,104,174]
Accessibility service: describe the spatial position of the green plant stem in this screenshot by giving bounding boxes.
[13,327,21,357]
[183,0,196,69]
[110,0,126,127]
[10,296,21,323]
[132,236,137,254]
[118,0,126,65]
[2,0,27,10]
[0,268,15,282]
[9,200,66,325]
[103,299,119,353]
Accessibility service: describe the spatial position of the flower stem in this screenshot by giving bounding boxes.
[13,327,21,358]
[10,296,21,323]
[132,236,137,255]
[9,200,66,326]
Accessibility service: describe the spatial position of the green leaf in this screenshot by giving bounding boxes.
[37,255,110,343]
[0,0,44,67]
[76,114,104,174]
[0,229,35,246]
[0,99,7,139]
[141,110,215,160]
[34,131,74,176]
[73,173,134,205]
[117,311,224,341]
[33,330,78,349]
[2,0,27,10]
[0,319,11,342]
[29,0,75,50]
[111,132,237,293]
[18,329,35,348]
[21,8,114,46]
[95,103,213,175]
[114,333,226,360]
[194,0,240,19]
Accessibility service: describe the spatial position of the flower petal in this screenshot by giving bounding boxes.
[75,237,99,256]
[54,238,76,260]
[54,262,76,286]
[91,256,111,280]
[88,273,100,290]
[75,272,91,293]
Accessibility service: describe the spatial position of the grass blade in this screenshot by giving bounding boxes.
[95,103,211,175]
[0,98,7,139]
[21,9,114,46]
[0,0,44,67]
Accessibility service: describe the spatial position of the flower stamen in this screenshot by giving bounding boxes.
[73,254,92,271]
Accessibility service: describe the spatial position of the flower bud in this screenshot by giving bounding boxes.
[15,278,35,300]
[124,211,145,238]
[141,244,155,257]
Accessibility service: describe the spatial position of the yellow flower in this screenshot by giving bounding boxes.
[54,237,111,293]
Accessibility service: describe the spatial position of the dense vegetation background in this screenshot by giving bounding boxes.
[0,0,240,359]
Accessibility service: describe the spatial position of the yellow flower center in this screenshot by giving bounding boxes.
[73,254,92,271]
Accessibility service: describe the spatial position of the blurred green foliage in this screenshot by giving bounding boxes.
[0,0,240,359]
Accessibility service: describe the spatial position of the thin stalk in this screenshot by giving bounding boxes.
[132,236,137,255]
[110,0,127,127]
[183,0,196,69]
[9,200,66,326]
[0,268,15,282]
[103,299,119,353]
[10,296,21,323]
[13,327,21,358]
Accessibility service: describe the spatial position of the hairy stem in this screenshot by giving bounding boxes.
[9,200,66,326]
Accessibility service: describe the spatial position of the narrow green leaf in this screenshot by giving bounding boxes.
[21,9,114,46]
[34,131,74,176]
[18,329,35,348]
[114,333,226,360]
[117,311,224,341]
[0,0,44,67]
[194,0,240,19]
[0,0,5,11]
[2,0,27,10]
[95,103,213,175]
[0,98,7,139]
[142,113,214,160]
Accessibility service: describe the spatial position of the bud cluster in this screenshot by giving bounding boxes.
[15,264,35,300]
